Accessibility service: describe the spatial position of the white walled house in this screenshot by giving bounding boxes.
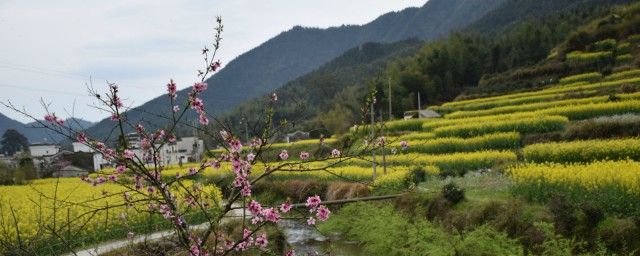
[72,142,94,153]
[90,136,204,171]
[158,137,204,166]
[30,143,61,157]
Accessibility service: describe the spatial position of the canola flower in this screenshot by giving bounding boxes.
[522,137,640,163]
[0,177,222,246]
[506,160,640,216]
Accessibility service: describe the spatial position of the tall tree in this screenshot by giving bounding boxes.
[0,129,29,156]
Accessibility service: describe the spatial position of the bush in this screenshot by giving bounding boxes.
[442,182,465,205]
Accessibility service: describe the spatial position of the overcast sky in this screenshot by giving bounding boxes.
[0,0,426,124]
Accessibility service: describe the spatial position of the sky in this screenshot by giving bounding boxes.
[0,0,427,124]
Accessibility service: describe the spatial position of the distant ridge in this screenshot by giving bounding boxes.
[86,0,506,139]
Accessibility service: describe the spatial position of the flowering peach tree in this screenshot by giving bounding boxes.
[0,17,403,256]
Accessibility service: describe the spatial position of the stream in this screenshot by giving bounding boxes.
[69,209,363,255]
[282,219,363,255]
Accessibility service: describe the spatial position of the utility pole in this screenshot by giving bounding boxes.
[242,117,249,144]
[193,120,200,163]
[380,109,386,175]
[417,92,422,119]
[388,77,392,121]
[370,102,376,180]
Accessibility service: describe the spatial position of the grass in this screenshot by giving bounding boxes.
[418,173,513,202]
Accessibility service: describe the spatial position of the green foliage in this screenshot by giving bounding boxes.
[0,129,29,156]
[593,38,617,51]
[320,202,525,256]
[441,182,465,204]
[562,114,640,140]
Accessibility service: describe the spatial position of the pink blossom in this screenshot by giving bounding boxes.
[146,186,156,194]
[210,160,220,169]
[210,61,221,72]
[261,208,281,223]
[123,149,134,159]
[307,216,316,225]
[270,92,278,102]
[193,82,208,93]
[120,212,126,219]
[248,200,262,215]
[167,80,177,99]
[316,206,331,221]
[136,124,145,134]
[173,105,180,113]
[188,168,198,175]
[331,149,341,158]
[110,114,120,121]
[279,149,289,160]
[135,183,143,191]
[230,139,242,153]
[124,192,131,201]
[400,140,408,150]
[140,138,151,150]
[376,136,386,147]
[305,195,321,211]
[251,216,263,224]
[190,245,200,256]
[96,177,106,184]
[108,174,118,182]
[280,200,292,213]
[190,98,204,113]
[286,249,296,256]
[44,114,55,123]
[241,184,251,196]
[76,133,87,143]
[299,152,309,160]
[168,134,177,142]
[220,130,230,141]
[220,153,229,162]
[255,234,268,248]
[199,114,209,125]
[127,232,134,239]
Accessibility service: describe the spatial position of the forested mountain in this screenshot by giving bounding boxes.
[467,0,636,34]
[0,112,95,147]
[218,0,640,139]
[85,0,506,140]
[217,39,423,136]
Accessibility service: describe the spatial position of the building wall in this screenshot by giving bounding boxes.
[30,144,60,157]
[72,142,94,153]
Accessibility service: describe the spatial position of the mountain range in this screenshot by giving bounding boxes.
[4,0,635,143]
[83,0,506,140]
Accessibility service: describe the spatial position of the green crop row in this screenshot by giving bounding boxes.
[558,72,602,85]
[604,69,640,81]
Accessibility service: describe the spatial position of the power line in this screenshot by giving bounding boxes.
[0,61,161,91]
[0,82,89,97]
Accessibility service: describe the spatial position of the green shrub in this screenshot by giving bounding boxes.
[442,182,465,204]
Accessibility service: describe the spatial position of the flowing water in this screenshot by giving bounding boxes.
[281,219,364,255]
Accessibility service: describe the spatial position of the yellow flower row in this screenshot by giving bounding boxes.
[506,160,640,195]
[522,138,640,163]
